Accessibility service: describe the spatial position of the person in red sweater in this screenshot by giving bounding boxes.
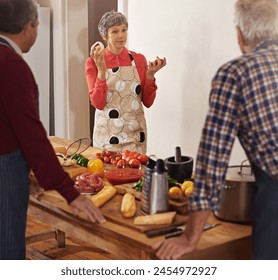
[0,0,105,260]
[85,10,166,154]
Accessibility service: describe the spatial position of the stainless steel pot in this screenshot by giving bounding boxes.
[214,160,256,223]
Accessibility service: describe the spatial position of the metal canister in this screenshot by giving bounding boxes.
[150,159,169,214]
[140,157,156,215]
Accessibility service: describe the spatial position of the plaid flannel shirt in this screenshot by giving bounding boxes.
[189,39,278,212]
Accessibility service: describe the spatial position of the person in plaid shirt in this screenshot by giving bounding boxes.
[155,0,278,260]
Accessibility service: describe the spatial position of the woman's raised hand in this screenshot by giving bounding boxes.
[146,56,167,80]
[91,43,106,80]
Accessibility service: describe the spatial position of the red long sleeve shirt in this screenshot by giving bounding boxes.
[85,47,158,110]
[0,41,80,203]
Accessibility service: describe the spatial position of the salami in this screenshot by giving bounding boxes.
[74,172,104,194]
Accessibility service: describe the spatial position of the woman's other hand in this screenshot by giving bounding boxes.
[70,195,107,224]
[146,56,167,80]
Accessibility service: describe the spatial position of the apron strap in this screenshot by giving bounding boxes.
[128,52,136,67]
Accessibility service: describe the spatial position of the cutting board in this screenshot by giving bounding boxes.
[112,182,189,215]
[49,137,189,215]
[89,193,188,232]
[64,165,88,179]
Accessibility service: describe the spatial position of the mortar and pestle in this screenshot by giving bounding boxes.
[164,146,194,183]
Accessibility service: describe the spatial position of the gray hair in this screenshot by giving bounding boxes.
[0,0,38,34]
[234,0,278,46]
[98,10,128,38]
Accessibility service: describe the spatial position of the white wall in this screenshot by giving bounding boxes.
[24,7,50,134]
[52,0,90,140]
[119,0,247,165]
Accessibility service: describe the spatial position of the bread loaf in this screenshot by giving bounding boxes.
[91,185,117,207]
[121,193,136,218]
[133,211,176,225]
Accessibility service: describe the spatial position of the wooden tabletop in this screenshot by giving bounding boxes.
[27,136,252,260]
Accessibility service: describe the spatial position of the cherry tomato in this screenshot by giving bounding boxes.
[116,159,126,168]
[137,154,148,165]
[110,158,118,165]
[121,150,131,160]
[103,156,111,164]
[128,158,141,168]
[130,152,140,159]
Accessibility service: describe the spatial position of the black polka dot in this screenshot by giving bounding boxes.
[135,85,141,95]
[112,67,119,73]
[110,136,119,144]
[129,53,134,61]
[139,132,145,143]
[109,109,119,118]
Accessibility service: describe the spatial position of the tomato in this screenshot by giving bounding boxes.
[87,158,104,176]
[137,154,148,165]
[121,150,131,160]
[128,152,139,158]
[124,155,133,163]
[103,156,111,164]
[95,153,103,160]
[106,150,112,156]
[128,158,141,168]
[110,158,118,165]
[116,159,126,168]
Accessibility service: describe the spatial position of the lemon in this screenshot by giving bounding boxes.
[168,186,183,199]
[181,180,194,192]
[87,158,104,175]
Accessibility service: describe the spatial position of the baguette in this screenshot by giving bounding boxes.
[121,193,136,218]
[91,185,117,207]
[133,211,176,225]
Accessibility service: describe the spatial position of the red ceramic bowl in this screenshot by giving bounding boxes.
[104,168,143,185]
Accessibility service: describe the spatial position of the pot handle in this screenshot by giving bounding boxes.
[238,159,253,176]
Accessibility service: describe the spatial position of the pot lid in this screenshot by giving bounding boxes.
[225,165,255,182]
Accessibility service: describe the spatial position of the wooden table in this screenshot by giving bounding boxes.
[27,136,252,260]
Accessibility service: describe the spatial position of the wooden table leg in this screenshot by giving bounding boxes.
[55,229,66,248]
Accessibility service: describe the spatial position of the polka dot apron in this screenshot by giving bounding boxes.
[93,52,147,154]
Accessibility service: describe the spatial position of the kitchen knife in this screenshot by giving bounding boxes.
[165,223,221,239]
[145,226,179,238]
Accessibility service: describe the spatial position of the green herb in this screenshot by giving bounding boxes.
[133,177,144,192]
[167,176,181,187]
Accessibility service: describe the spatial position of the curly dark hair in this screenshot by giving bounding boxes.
[0,0,38,34]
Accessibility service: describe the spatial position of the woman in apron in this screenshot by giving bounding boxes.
[85,10,166,154]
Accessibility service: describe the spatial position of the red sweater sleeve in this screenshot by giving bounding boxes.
[132,52,158,108]
[85,57,108,110]
[0,51,80,203]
